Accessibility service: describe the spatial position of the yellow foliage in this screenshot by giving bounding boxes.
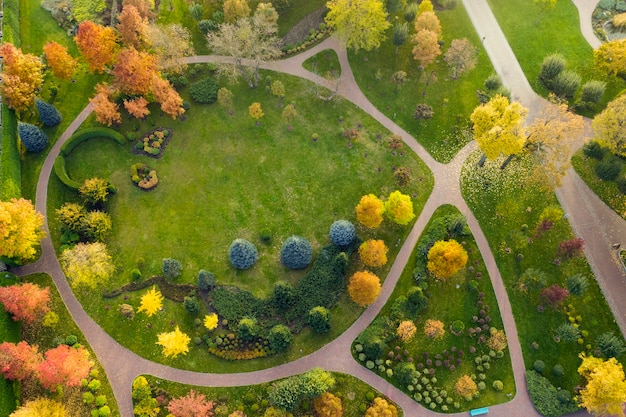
[0,198,46,262]
[365,397,397,417]
[204,313,219,331]
[427,239,468,279]
[455,374,478,399]
[223,0,250,22]
[396,320,417,342]
[249,102,264,121]
[423,319,445,340]
[417,0,433,15]
[594,39,626,77]
[10,398,66,417]
[156,326,190,358]
[138,286,164,317]
[487,329,508,351]
[356,194,385,228]
[0,43,45,114]
[385,190,415,225]
[313,392,343,417]
[359,239,389,267]
[592,92,626,158]
[347,270,381,306]
[578,354,626,417]
[59,242,114,288]
[325,0,391,52]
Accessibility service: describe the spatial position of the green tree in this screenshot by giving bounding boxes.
[392,22,409,55]
[325,0,391,52]
[237,316,258,341]
[594,39,626,77]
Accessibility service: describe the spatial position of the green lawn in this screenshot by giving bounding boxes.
[46,68,434,372]
[487,0,626,116]
[460,152,626,400]
[348,3,495,163]
[353,205,515,412]
[303,49,341,79]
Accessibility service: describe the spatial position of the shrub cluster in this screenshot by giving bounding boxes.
[189,76,220,104]
[280,236,313,270]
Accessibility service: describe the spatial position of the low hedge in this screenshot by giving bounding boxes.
[0,106,22,200]
[60,128,126,156]
[54,156,82,190]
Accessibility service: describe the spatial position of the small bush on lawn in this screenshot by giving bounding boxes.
[583,141,605,160]
[329,220,356,246]
[539,54,566,89]
[228,239,258,270]
[189,77,220,104]
[551,70,581,99]
[595,156,623,181]
[183,296,200,314]
[526,370,578,416]
[579,81,606,106]
[596,332,626,358]
[280,236,313,270]
[36,99,62,127]
[18,122,49,152]
[162,258,182,279]
[617,176,626,194]
[197,270,216,290]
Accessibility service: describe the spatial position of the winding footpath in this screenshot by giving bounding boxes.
[13,0,626,416]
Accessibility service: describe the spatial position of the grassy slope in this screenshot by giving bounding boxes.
[46,68,434,372]
[487,0,626,116]
[348,4,495,163]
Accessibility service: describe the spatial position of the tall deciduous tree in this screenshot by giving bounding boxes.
[325,0,390,52]
[43,41,78,80]
[113,47,159,96]
[411,29,441,68]
[59,242,115,288]
[206,5,281,87]
[385,190,415,225]
[150,76,185,119]
[359,239,389,267]
[594,39,626,77]
[122,0,155,20]
[578,354,626,417]
[444,38,477,79]
[0,341,42,381]
[223,0,251,22]
[144,23,195,74]
[116,5,148,49]
[348,270,381,306]
[167,390,214,417]
[592,93,626,157]
[90,83,122,126]
[37,345,92,390]
[414,11,441,36]
[0,283,50,323]
[0,198,46,262]
[470,94,528,167]
[74,21,119,73]
[356,194,385,228]
[157,326,191,358]
[427,239,468,279]
[124,97,151,119]
[0,43,44,114]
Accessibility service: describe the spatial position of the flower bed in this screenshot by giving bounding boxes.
[130,163,158,190]
[133,127,173,158]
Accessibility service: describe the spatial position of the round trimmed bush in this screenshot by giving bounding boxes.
[36,98,62,127]
[583,141,605,160]
[329,220,356,246]
[552,364,564,377]
[556,389,572,403]
[492,380,504,391]
[229,239,258,269]
[595,156,623,181]
[280,235,313,269]
[197,269,216,290]
[18,122,49,152]
[533,360,546,373]
[189,76,219,104]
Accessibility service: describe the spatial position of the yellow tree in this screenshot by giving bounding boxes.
[524,95,585,188]
[144,23,195,74]
[281,104,297,129]
[578,354,626,417]
[204,313,218,330]
[10,398,66,417]
[156,326,191,358]
[223,0,251,22]
[411,29,441,68]
[414,11,441,37]
[397,320,417,342]
[356,194,385,228]
[0,198,46,263]
[91,83,122,126]
[417,0,433,15]
[59,242,115,288]
[313,392,342,417]
[325,0,390,52]
[43,41,78,80]
[427,239,468,279]
[424,319,445,339]
[470,94,528,168]
[0,43,44,114]
[365,397,397,417]
[359,239,389,267]
[594,39,626,77]
[249,102,264,125]
[455,375,478,400]
[138,286,164,317]
[348,271,381,306]
[592,92,626,157]
[385,190,415,225]
[116,4,148,48]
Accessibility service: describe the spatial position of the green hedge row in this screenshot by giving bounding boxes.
[53,156,82,190]
[0,106,22,200]
[2,0,20,46]
[60,127,126,156]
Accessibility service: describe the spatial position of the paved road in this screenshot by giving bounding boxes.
[12,0,626,416]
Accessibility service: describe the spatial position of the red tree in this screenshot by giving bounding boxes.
[0,283,50,323]
[37,345,92,390]
[74,21,119,73]
[113,47,158,95]
[558,237,585,259]
[541,284,569,309]
[167,390,215,417]
[0,341,42,381]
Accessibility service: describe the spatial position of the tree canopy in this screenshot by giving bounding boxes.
[325,0,390,52]
[0,198,46,262]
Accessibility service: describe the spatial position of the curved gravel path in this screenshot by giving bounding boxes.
[13,1,625,416]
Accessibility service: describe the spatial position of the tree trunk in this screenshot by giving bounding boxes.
[500,154,515,170]
[478,153,487,167]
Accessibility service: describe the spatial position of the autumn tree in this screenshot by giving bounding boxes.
[470,94,528,167]
[74,21,119,73]
[411,29,441,68]
[150,76,185,119]
[385,190,415,225]
[444,38,477,79]
[0,43,44,114]
[124,97,151,119]
[157,326,191,358]
[541,284,569,309]
[0,341,42,381]
[313,392,342,417]
[592,93,626,157]
[487,329,508,351]
[359,239,389,267]
[10,399,66,417]
[138,286,164,317]
[356,194,385,228]
[43,42,78,79]
[325,0,390,52]
[0,198,46,262]
[249,102,264,124]
[37,344,92,390]
[414,11,441,37]
[524,95,585,187]
[348,270,381,306]
[281,104,297,128]
[116,5,147,48]
[59,242,115,288]
[204,313,218,330]
[417,0,433,15]
[91,83,122,126]
[365,397,397,417]
[578,354,626,417]
[144,23,195,74]
[167,390,215,417]
[207,5,281,87]
[594,39,626,77]
[217,87,234,112]
[397,320,417,342]
[0,283,50,323]
[424,318,445,339]
[113,47,159,95]
[79,177,111,207]
[427,239,468,279]
[534,0,557,25]
[455,375,478,400]
[122,0,155,20]
[223,0,250,22]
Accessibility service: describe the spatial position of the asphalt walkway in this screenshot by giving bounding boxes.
[12,0,626,416]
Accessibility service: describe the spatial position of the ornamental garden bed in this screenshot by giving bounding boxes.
[130,163,158,190]
[132,127,173,159]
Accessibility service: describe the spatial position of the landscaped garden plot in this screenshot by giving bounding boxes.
[135,371,402,417]
[487,0,626,115]
[352,205,514,412]
[460,151,626,415]
[348,3,495,162]
[46,70,434,372]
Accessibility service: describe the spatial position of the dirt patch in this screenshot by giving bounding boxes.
[280,7,327,48]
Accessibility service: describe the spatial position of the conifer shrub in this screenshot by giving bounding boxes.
[162,258,182,279]
[189,76,220,104]
[18,122,49,152]
[280,236,313,270]
[329,220,356,246]
[552,70,581,99]
[595,156,623,181]
[539,54,566,89]
[36,98,62,127]
[307,306,331,333]
[197,270,216,290]
[228,239,258,270]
